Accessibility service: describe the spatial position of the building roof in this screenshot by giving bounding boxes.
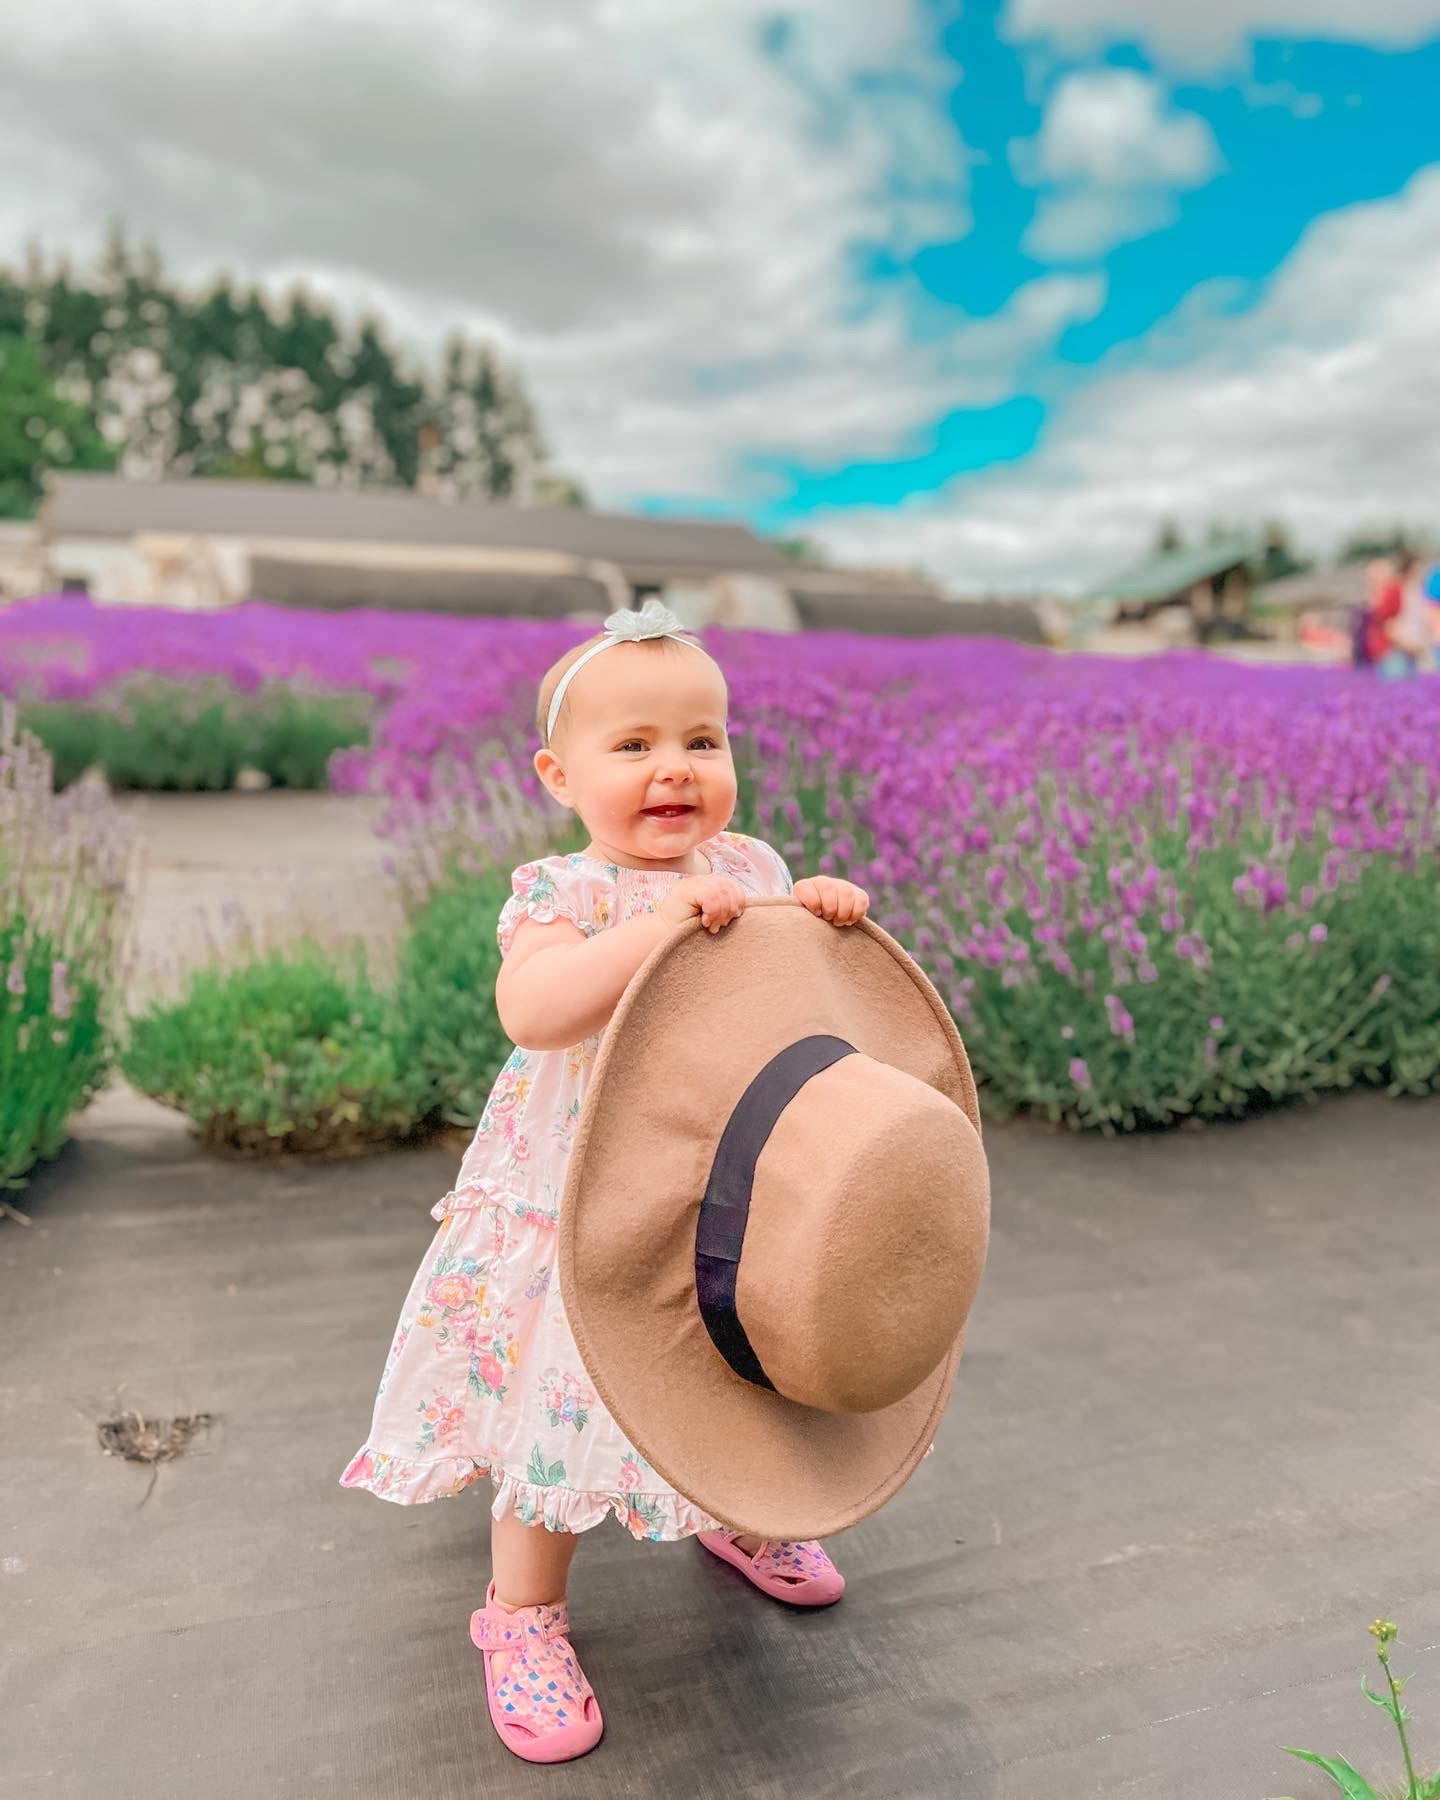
[42,474,791,574]
[1256,564,1370,611]
[248,555,611,619]
[1084,534,1263,605]
[791,589,1047,642]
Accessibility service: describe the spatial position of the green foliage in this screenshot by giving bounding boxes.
[121,946,435,1157]
[248,685,372,791]
[1338,527,1428,565]
[20,680,371,791]
[0,333,114,519]
[1285,1620,1438,1800]
[0,917,108,1189]
[6,225,580,502]
[391,865,515,1128]
[774,535,830,566]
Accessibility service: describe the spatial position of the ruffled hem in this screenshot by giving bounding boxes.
[338,1444,723,1541]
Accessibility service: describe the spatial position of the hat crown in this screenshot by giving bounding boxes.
[735,1054,988,1414]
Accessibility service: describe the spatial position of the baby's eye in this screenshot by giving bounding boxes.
[614,737,720,752]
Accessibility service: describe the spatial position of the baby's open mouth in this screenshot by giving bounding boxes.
[642,805,695,818]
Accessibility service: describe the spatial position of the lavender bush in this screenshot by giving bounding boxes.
[0,705,136,1191]
[339,625,1440,1132]
[6,597,1438,1133]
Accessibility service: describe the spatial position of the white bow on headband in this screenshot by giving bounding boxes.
[545,598,703,743]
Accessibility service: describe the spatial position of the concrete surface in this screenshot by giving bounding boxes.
[114,791,401,1002]
[3,1087,1438,1799]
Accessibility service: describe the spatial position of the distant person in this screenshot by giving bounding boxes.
[1354,558,1392,670]
[1364,555,1415,679]
[1394,550,1435,675]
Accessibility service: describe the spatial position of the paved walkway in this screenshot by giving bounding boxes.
[4,1086,1437,1798]
[113,791,400,1003]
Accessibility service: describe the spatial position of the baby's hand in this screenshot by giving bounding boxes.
[658,874,749,935]
[792,876,869,927]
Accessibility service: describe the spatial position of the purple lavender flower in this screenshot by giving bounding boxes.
[1104,994,1136,1041]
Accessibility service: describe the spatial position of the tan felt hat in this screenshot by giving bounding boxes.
[558,896,991,1540]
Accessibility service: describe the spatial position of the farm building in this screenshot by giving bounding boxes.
[1084,535,1264,643]
[35,473,1049,642]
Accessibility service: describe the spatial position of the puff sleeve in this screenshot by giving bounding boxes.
[745,836,795,896]
[496,858,600,958]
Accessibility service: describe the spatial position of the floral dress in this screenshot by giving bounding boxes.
[339,830,794,1540]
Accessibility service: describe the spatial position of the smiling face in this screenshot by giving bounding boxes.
[534,636,737,872]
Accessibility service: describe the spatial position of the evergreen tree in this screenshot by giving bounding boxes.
[0,335,115,517]
[5,226,579,505]
[1257,520,1309,581]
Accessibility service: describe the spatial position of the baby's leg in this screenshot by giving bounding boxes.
[478,1512,602,1758]
[491,1509,580,1610]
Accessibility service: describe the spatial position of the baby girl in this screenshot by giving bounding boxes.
[341,602,868,1764]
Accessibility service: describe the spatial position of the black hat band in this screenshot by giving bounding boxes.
[694,1034,857,1390]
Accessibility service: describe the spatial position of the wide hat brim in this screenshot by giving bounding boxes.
[558,896,989,1540]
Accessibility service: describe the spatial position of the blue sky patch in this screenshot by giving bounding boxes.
[668,11,1440,528]
[749,395,1045,526]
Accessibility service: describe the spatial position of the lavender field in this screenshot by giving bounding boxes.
[5,594,1439,1132]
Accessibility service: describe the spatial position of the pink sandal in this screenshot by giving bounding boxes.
[470,1582,604,1764]
[697,1530,846,1607]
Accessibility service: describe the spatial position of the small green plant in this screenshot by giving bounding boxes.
[1,921,107,1191]
[391,865,515,1129]
[1284,1620,1440,1799]
[121,945,436,1157]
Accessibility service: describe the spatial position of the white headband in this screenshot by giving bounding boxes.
[545,598,704,744]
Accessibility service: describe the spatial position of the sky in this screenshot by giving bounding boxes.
[3,1,1439,592]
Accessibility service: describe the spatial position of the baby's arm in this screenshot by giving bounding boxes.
[496,913,672,1051]
[496,873,748,1051]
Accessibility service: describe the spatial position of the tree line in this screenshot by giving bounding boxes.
[0,225,584,520]
[1153,517,1428,575]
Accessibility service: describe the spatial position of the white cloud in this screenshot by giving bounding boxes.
[0,0,1006,504]
[1028,69,1219,186]
[1026,188,1177,259]
[1018,69,1219,259]
[1005,0,1440,69]
[809,167,1440,591]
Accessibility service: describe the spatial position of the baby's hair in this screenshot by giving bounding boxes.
[536,627,722,750]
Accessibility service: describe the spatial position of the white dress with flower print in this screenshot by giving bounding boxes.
[340,831,794,1540]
